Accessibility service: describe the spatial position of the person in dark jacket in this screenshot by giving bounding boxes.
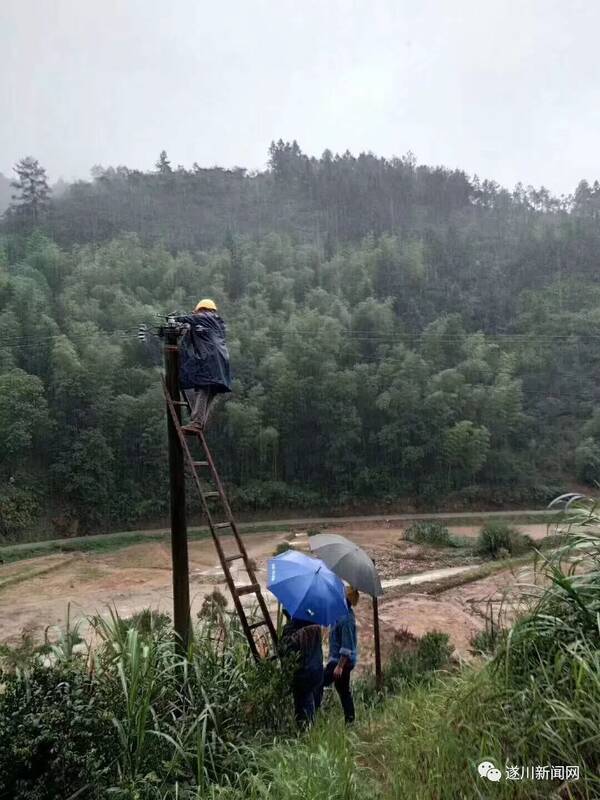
[279,610,324,727]
[175,299,232,433]
[317,586,359,724]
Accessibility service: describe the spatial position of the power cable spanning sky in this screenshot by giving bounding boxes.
[1,0,599,194]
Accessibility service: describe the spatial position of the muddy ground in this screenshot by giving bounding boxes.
[0,522,550,667]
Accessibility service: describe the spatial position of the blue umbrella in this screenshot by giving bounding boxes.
[267,550,348,626]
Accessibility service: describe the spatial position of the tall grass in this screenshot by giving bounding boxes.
[247,718,366,800]
[0,606,295,800]
[487,496,600,793]
[92,609,178,785]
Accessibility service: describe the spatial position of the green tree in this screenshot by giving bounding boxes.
[0,369,49,474]
[155,150,172,174]
[51,429,115,530]
[224,230,244,300]
[0,485,37,541]
[575,438,600,486]
[9,156,51,227]
[443,421,491,486]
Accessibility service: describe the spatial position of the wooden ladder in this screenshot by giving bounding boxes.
[163,380,278,660]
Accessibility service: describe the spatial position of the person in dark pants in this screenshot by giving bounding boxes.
[174,299,232,433]
[279,610,324,727]
[319,586,359,724]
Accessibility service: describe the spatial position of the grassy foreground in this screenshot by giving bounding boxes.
[234,662,597,800]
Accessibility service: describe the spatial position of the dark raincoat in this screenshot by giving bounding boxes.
[279,618,324,725]
[175,311,232,392]
[280,618,324,676]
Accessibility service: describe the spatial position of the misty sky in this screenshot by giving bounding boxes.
[2,0,599,194]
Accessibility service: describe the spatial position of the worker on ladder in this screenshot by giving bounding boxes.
[175,299,232,434]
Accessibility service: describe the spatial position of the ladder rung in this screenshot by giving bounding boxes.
[204,491,219,499]
[248,620,267,630]
[225,553,244,563]
[173,400,188,406]
[192,461,208,468]
[215,521,231,530]
[235,583,260,596]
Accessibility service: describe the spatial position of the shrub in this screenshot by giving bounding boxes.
[0,628,43,671]
[384,631,453,692]
[197,588,228,622]
[0,662,114,800]
[470,614,506,655]
[0,485,38,542]
[0,608,295,799]
[273,541,291,556]
[476,520,532,558]
[404,521,454,547]
[126,607,172,634]
[416,631,453,671]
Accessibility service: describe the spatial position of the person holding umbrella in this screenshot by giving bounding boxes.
[267,550,348,727]
[319,585,360,724]
[309,533,384,690]
[279,610,323,727]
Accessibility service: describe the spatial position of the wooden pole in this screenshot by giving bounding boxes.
[164,324,191,650]
[373,595,383,690]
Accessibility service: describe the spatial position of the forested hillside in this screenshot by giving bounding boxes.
[2,143,600,538]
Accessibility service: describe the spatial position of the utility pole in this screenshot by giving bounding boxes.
[373,596,383,690]
[163,320,191,649]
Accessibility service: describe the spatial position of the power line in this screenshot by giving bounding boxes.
[0,328,141,350]
[5,330,600,344]
[2,325,600,351]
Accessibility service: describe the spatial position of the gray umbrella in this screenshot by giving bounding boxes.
[308,533,383,597]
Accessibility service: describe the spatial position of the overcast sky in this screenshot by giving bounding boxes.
[2,0,599,194]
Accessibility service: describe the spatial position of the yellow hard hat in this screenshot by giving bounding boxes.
[195,298,217,312]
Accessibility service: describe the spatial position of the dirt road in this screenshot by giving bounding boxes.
[2,507,557,556]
